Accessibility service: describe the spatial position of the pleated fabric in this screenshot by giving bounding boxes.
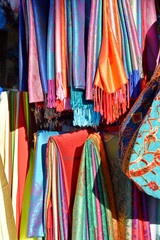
[72,133,119,240]
[44,130,90,240]
[27,131,59,237]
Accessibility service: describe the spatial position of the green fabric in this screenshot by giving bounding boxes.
[11,92,14,169]
[103,133,132,239]
[72,134,116,240]
[19,148,37,240]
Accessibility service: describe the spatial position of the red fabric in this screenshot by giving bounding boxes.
[47,199,53,240]
[16,92,29,237]
[47,129,91,234]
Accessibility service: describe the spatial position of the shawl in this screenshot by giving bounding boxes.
[71,0,85,89]
[19,0,28,92]
[19,147,37,240]
[0,92,10,185]
[72,133,119,240]
[147,195,157,240]
[47,0,56,108]
[27,0,44,103]
[132,184,151,240]
[0,155,17,240]
[94,0,129,124]
[27,131,59,237]
[103,133,132,239]
[12,92,20,228]
[32,0,49,94]
[86,0,102,100]
[44,130,90,239]
[16,92,30,237]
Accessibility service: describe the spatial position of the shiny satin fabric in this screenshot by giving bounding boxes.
[45,130,90,240]
[32,0,49,94]
[47,0,56,108]
[27,0,44,103]
[19,0,28,92]
[71,0,86,89]
[94,0,129,124]
[72,133,119,240]
[27,131,59,237]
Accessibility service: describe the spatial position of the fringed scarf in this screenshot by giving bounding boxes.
[72,133,119,240]
[27,0,44,103]
[94,0,129,124]
[47,0,56,109]
[32,0,50,94]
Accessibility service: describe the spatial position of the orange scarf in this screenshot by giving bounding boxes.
[94,0,129,124]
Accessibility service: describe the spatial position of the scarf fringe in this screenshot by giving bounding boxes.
[94,83,130,124]
[47,79,56,108]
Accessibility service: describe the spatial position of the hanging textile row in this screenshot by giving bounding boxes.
[19,0,159,127]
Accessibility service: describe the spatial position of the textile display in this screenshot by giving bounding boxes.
[18,0,159,126]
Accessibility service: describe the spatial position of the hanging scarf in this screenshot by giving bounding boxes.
[47,0,56,108]
[0,155,18,240]
[44,130,90,239]
[132,184,151,240]
[86,0,102,100]
[19,0,28,91]
[16,92,30,238]
[0,92,10,185]
[94,0,129,124]
[27,131,59,237]
[72,133,119,240]
[27,0,44,103]
[32,0,49,94]
[19,146,37,240]
[103,133,132,239]
[147,195,157,240]
[71,0,85,89]
[12,92,20,230]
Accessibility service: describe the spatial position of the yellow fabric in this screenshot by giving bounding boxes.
[0,92,10,186]
[0,155,17,240]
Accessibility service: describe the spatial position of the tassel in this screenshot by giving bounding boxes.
[47,79,56,108]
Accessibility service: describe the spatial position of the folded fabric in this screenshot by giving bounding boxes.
[44,129,90,239]
[27,131,59,237]
[72,133,119,240]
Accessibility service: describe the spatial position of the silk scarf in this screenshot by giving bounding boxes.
[72,133,119,240]
[47,0,56,109]
[27,131,59,237]
[27,0,44,103]
[44,130,90,239]
[32,0,49,94]
[19,0,28,92]
[94,0,129,124]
